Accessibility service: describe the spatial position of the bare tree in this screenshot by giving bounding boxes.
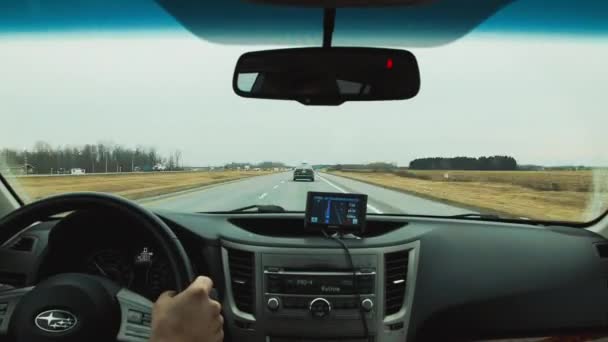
[173,150,182,170]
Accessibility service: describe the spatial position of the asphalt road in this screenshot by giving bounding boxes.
[143,172,471,215]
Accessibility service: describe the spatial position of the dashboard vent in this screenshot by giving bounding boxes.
[385,250,409,316]
[227,249,255,314]
[8,236,36,252]
[0,272,26,288]
[596,243,608,258]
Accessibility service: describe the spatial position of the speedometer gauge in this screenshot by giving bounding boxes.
[147,258,172,299]
[85,249,135,287]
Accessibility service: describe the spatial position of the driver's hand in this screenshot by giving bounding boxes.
[151,276,224,342]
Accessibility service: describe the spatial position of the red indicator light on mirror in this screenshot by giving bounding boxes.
[386,58,393,69]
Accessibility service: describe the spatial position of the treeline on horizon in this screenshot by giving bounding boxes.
[223,161,287,170]
[329,158,594,172]
[409,156,518,170]
[1,142,181,174]
[2,142,594,175]
[330,157,517,171]
[1,142,291,175]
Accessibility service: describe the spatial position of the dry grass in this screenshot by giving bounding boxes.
[330,170,608,222]
[10,171,270,202]
[396,170,596,192]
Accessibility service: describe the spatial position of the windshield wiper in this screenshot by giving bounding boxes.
[231,205,286,213]
[448,213,502,219]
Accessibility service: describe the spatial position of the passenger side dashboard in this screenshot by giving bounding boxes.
[157,212,608,341]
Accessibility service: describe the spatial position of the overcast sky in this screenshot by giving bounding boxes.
[1,31,607,167]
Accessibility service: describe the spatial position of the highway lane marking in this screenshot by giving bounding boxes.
[365,204,383,215]
[317,175,383,214]
[281,181,285,184]
[259,192,268,199]
[273,185,279,189]
[140,177,258,206]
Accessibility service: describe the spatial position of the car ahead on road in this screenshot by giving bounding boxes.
[293,167,315,181]
[1,1,608,342]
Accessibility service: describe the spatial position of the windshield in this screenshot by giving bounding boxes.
[1,0,607,223]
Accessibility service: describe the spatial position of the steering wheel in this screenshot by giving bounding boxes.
[0,192,195,342]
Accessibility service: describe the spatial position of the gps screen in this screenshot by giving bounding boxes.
[305,192,367,232]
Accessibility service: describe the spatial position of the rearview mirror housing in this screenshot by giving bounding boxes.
[244,0,433,7]
[233,47,420,106]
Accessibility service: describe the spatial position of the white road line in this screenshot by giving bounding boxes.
[259,193,268,199]
[366,204,383,215]
[273,185,279,189]
[280,181,285,184]
[317,175,383,214]
[318,175,348,193]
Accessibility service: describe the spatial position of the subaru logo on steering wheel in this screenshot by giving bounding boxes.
[35,310,78,333]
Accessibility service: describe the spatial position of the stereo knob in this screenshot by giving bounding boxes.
[361,298,374,312]
[267,297,280,311]
[309,298,331,318]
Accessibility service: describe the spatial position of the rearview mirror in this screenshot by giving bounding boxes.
[233,47,420,105]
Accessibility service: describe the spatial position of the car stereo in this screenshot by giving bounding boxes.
[305,192,367,233]
[266,271,375,295]
[264,268,376,319]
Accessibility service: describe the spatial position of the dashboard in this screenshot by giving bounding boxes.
[1,208,608,341]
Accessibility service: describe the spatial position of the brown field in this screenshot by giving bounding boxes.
[330,170,608,222]
[395,170,597,192]
[9,171,270,202]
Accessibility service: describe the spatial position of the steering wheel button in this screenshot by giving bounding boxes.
[127,310,143,324]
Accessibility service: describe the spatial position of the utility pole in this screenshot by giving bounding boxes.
[1,149,6,171]
[23,149,27,175]
[105,152,108,173]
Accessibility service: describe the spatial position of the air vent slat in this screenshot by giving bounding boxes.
[231,272,253,280]
[386,270,407,278]
[387,266,408,272]
[595,243,608,258]
[386,296,405,304]
[386,264,407,272]
[230,265,253,274]
[386,257,408,263]
[227,249,255,315]
[387,286,406,295]
[385,250,409,316]
[230,255,253,263]
[8,236,35,252]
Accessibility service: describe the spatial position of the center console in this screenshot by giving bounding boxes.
[221,241,420,342]
[261,252,377,337]
[220,191,418,341]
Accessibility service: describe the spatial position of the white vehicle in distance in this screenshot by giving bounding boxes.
[153,164,167,171]
[70,168,86,175]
